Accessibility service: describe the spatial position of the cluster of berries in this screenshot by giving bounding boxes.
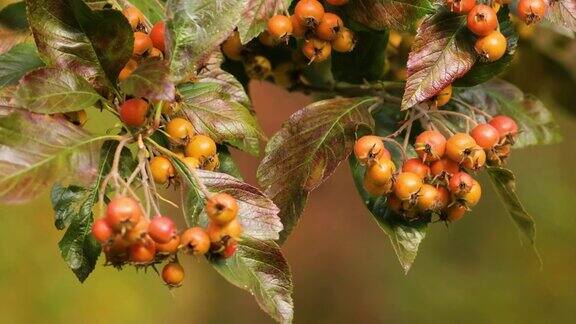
[355,115,519,222]
[91,193,242,287]
[118,7,166,81]
[149,117,219,185]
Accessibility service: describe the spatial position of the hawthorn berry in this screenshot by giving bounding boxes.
[206,193,239,225]
[470,123,500,149]
[182,156,201,170]
[106,196,142,231]
[316,13,343,41]
[446,205,467,222]
[203,155,220,171]
[489,115,518,139]
[447,0,475,14]
[436,186,451,210]
[467,4,498,36]
[258,31,278,47]
[354,135,390,164]
[129,238,156,264]
[388,194,417,218]
[393,172,423,201]
[149,21,166,52]
[294,0,325,27]
[517,0,547,25]
[445,133,477,163]
[150,156,175,185]
[461,146,486,170]
[402,158,430,179]
[185,135,217,160]
[133,31,153,55]
[119,98,148,127]
[302,38,332,63]
[104,236,131,264]
[290,15,308,39]
[162,262,185,287]
[416,184,441,211]
[148,216,177,244]
[460,179,482,206]
[414,130,447,162]
[166,117,194,141]
[433,85,452,107]
[363,176,393,196]
[156,235,181,254]
[221,31,243,61]
[119,59,138,82]
[207,219,243,243]
[92,218,113,243]
[181,227,211,255]
[430,158,460,178]
[366,157,396,186]
[331,28,356,53]
[124,218,150,243]
[448,171,474,196]
[123,6,145,30]
[326,0,349,5]
[475,31,507,62]
[267,15,293,41]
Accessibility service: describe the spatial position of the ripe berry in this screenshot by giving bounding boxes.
[129,238,156,264]
[123,6,145,30]
[446,205,467,222]
[150,21,166,52]
[467,4,498,36]
[119,98,148,127]
[414,130,447,162]
[92,218,113,243]
[433,85,452,107]
[416,184,441,211]
[436,186,451,210]
[302,38,332,63]
[470,123,500,149]
[203,155,220,171]
[475,31,507,62]
[448,171,474,196]
[133,31,153,55]
[156,235,180,254]
[148,216,177,244]
[162,262,185,287]
[207,219,243,243]
[461,146,486,170]
[150,156,175,184]
[363,176,392,196]
[388,194,416,218]
[327,0,349,5]
[430,158,460,178]
[517,0,547,25]
[106,196,142,230]
[402,158,430,179]
[354,135,390,164]
[445,133,477,163]
[166,117,194,141]
[118,59,138,82]
[331,28,356,52]
[180,227,210,255]
[294,0,325,27]
[258,31,278,47]
[393,172,423,201]
[267,15,293,40]
[206,193,239,225]
[124,218,150,243]
[447,0,475,13]
[316,13,343,41]
[222,239,238,258]
[461,179,482,206]
[182,156,201,170]
[221,31,243,61]
[290,15,308,39]
[104,236,130,264]
[489,115,518,139]
[365,157,396,186]
[185,135,217,160]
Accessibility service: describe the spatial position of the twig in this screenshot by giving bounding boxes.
[452,97,492,119]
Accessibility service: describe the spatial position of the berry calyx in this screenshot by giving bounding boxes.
[414,130,447,162]
[162,262,185,287]
[445,133,477,163]
[448,171,474,196]
[106,196,142,231]
[92,218,113,243]
[119,98,148,127]
[467,4,498,36]
[206,193,239,225]
[150,156,175,185]
[302,38,332,63]
[460,146,486,170]
[148,216,177,244]
[180,227,210,255]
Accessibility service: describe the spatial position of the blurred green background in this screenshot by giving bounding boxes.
[1,22,576,324]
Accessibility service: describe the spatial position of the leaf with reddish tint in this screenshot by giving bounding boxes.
[0,43,44,87]
[238,0,292,43]
[546,0,576,34]
[197,52,250,107]
[26,0,133,94]
[14,68,101,113]
[348,0,435,31]
[178,82,263,155]
[0,27,32,55]
[120,60,175,101]
[401,10,475,110]
[0,111,117,204]
[257,97,376,241]
[0,86,18,116]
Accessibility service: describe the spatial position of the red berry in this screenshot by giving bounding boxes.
[489,115,518,139]
[150,21,166,53]
[402,158,430,179]
[430,158,460,177]
[92,218,113,243]
[162,262,185,287]
[447,0,475,13]
[467,4,498,36]
[148,216,176,244]
[517,0,547,25]
[119,98,148,127]
[106,196,142,230]
[128,238,156,264]
[470,123,500,149]
[414,130,447,162]
[448,172,474,196]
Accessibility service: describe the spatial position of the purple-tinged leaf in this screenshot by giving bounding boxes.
[119,60,175,101]
[238,0,292,43]
[546,0,576,34]
[348,0,435,31]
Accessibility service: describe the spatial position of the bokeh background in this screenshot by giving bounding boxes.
[1,21,576,324]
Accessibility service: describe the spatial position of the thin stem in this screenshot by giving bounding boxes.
[431,116,455,137]
[138,135,161,216]
[403,111,414,152]
[452,97,492,119]
[428,110,479,126]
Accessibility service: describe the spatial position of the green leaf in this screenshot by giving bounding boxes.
[0,42,44,87]
[178,82,264,155]
[455,6,518,87]
[217,145,244,180]
[26,0,133,94]
[257,97,376,242]
[173,158,283,240]
[452,79,562,148]
[119,60,175,101]
[166,0,246,82]
[348,0,435,31]
[401,10,475,110]
[0,111,117,204]
[0,2,28,30]
[14,68,101,113]
[545,0,576,35]
[237,0,292,43]
[50,140,132,282]
[122,0,165,23]
[0,27,31,55]
[486,167,537,250]
[209,237,293,324]
[197,52,251,107]
[331,30,389,83]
